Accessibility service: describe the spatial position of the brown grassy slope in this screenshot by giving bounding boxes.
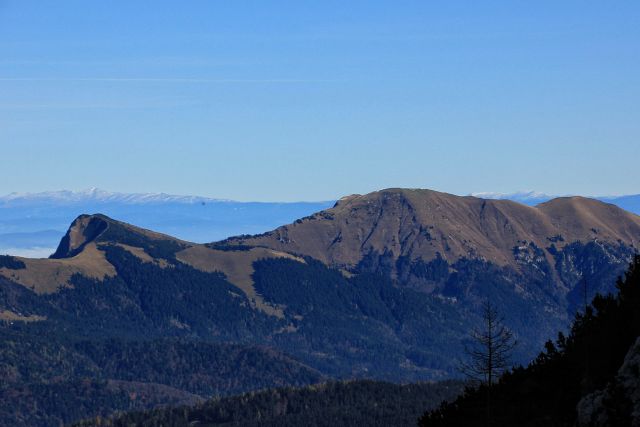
[176,246,304,316]
[228,188,640,269]
[0,243,116,294]
[0,215,302,316]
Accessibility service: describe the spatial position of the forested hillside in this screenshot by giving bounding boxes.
[73,380,465,427]
[420,255,640,426]
[0,330,322,427]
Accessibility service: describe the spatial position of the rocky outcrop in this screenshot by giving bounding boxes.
[577,337,640,426]
[50,214,109,259]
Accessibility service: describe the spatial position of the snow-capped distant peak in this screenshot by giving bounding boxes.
[471,190,554,200]
[469,190,560,206]
[0,188,231,205]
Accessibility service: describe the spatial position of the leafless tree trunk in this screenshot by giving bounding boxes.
[459,300,517,427]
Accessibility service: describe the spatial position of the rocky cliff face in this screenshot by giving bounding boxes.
[50,215,110,259]
[577,337,640,426]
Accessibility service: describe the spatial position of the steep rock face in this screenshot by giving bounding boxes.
[577,337,640,426]
[50,215,109,259]
[50,213,191,261]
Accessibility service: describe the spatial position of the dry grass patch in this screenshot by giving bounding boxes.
[117,244,170,268]
[0,310,46,322]
[177,245,304,317]
[0,243,116,294]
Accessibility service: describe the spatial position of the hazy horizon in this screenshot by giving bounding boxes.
[1,186,639,204]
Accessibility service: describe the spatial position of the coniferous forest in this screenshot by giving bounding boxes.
[420,255,640,426]
[72,380,465,427]
[72,256,640,427]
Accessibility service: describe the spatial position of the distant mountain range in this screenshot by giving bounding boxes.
[1,187,639,425]
[0,187,232,205]
[1,188,639,258]
[470,190,556,205]
[0,188,333,257]
[473,190,640,213]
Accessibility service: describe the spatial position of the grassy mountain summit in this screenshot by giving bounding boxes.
[227,188,640,271]
[0,188,639,426]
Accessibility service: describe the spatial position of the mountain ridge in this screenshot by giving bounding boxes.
[0,188,334,205]
[226,188,640,272]
[1,188,639,425]
[4,188,639,299]
[3,187,639,207]
[0,188,231,205]
[2,188,639,258]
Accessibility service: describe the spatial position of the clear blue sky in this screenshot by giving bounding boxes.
[1,1,639,201]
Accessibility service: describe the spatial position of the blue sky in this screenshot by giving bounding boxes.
[1,1,639,201]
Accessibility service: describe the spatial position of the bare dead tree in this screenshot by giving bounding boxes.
[459,300,517,426]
